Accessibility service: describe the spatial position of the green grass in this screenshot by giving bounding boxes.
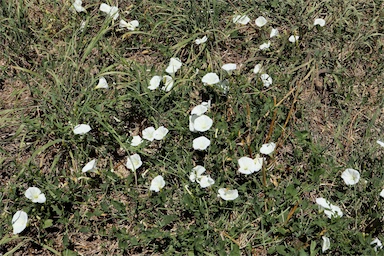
[1,0,384,255]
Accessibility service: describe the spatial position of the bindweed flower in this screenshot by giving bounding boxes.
[142,127,156,141]
[154,126,169,140]
[233,15,250,25]
[253,64,263,74]
[199,175,215,188]
[99,3,119,20]
[341,168,360,185]
[202,72,220,85]
[260,74,273,87]
[25,187,46,203]
[131,135,143,146]
[260,142,276,154]
[161,75,174,92]
[148,76,162,90]
[254,154,264,171]
[322,236,330,253]
[12,210,28,234]
[82,159,97,173]
[126,154,142,171]
[316,197,343,219]
[150,175,165,192]
[270,28,279,38]
[380,189,384,198]
[314,18,326,27]
[195,36,208,45]
[255,16,267,27]
[165,57,182,75]
[193,136,211,150]
[371,238,383,251]
[189,165,206,182]
[218,188,239,201]
[289,35,299,43]
[238,156,258,175]
[95,77,108,89]
[73,124,91,135]
[259,41,271,50]
[191,105,208,116]
[222,63,237,72]
[193,115,213,132]
[377,140,384,147]
[119,19,139,30]
[72,0,85,13]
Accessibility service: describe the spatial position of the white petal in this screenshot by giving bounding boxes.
[218,188,238,201]
[371,238,383,251]
[222,63,237,71]
[148,75,162,90]
[95,77,108,89]
[165,57,182,75]
[198,175,215,188]
[82,159,97,173]
[314,18,326,27]
[73,124,91,135]
[126,154,142,171]
[270,28,279,38]
[191,105,208,116]
[193,136,211,150]
[253,154,263,172]
[73,0,85,13]
[189,115,197,132]
[195,36,208,45]
[161,75,174,92]
[238,156,257,174]
[260,74,273,87]
[120,19,139,30]
[259,41,271,50]
[255,16,267,27]
[131,135,143,146]
[142,127,156,141]
[253,64,263,74]
[109,6,119,20]
[260,142,276,155]
[99,3,111,13]
[150,175,165,192]
[12,210,28,234]
[202,73,220,85]
[154,126,169,140]
[322,236,330,252]
[341,168,360,185]
[377,140,384,147]
[289,35,299,43]
[193,115,213,132]
[233,15,250,25]
[380,189,384,198]
[190,165,206,182]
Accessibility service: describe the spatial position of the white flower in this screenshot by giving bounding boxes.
[259,41,271,50]
[189,115,198,132]
[126,154,142,171]
[322,236,330,253]
[119,19,139,31]
[162,75,174,92]
[150,175,165,192]
[270,28,279,38]
[12,210,28,234]
[289,35,299,43]
[371,238,383,251]
[25,187,46,203]
[260,74,273,87]
[131,135,143,146]
[189,165,206,182]
[82,159,97,173]
[255,16,267,27]
[165,57,182,75]
[253,64,263,74]
[148,76,162,90]
[193,136,211,150]
[73,124,91,135]
[142,127,156,141]
[380,189,384,198]
[95,76,108,89]
[316,198,343,219]
[341,168,360,185]
[260,142,276,155]
[195,36,208,45]
[253,154,264,171]
[80,20,86,32]
[377,140,384,147]
[314,18,326,27]
[202,72,220,85]
[154,126,169,140]
[233,15,250,25]
[72,0,85,13]
[99,3,119,20]
[218,188,238,201]
[222,63,237,72]
[191,105,208,116]
[199,175,215,188]
[201,100,211,108]
[238,156,258,175]
[193,115,213,132]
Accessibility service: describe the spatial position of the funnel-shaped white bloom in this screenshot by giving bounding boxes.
[82,159,97,173]
[259,41,271,50]
[142,127,156,141]
[99,3,119,20]
[131,135,143,146]
[150,175,165,192]
[72,0,85,13]
[341,168,360,185]
[253,64,263,74]
[253,154,264,171]
[148,76,162,90]
[377,140,384,147]
[154,126,169,140]
[314,18,326,27]
[12,210,28,234]
[233,15,250,25]
[260,74,273,87]
[162,75,174,92]
[222,63,237,71]
[193,136,211,150]
[119,19,139,30]
[193,115,213,132]
[202,73,220,85]
[316,197,343,218]
[322,236,330,253]
[189,165,206,182]
[255,16,267,27]
[195,36,208,45]
[25,187,46,203]
[260,142,276,154]
[126,154,142,171]
[165,57,182,75]
[199,175,215,188]
[238,157,258,175]
[95,77,108,89]
[73,124,91,135]
[191,105,208,116]
[289,35,299,43]
[270,28,279,38]
[371,238,383,251]
[218,188,238,201]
